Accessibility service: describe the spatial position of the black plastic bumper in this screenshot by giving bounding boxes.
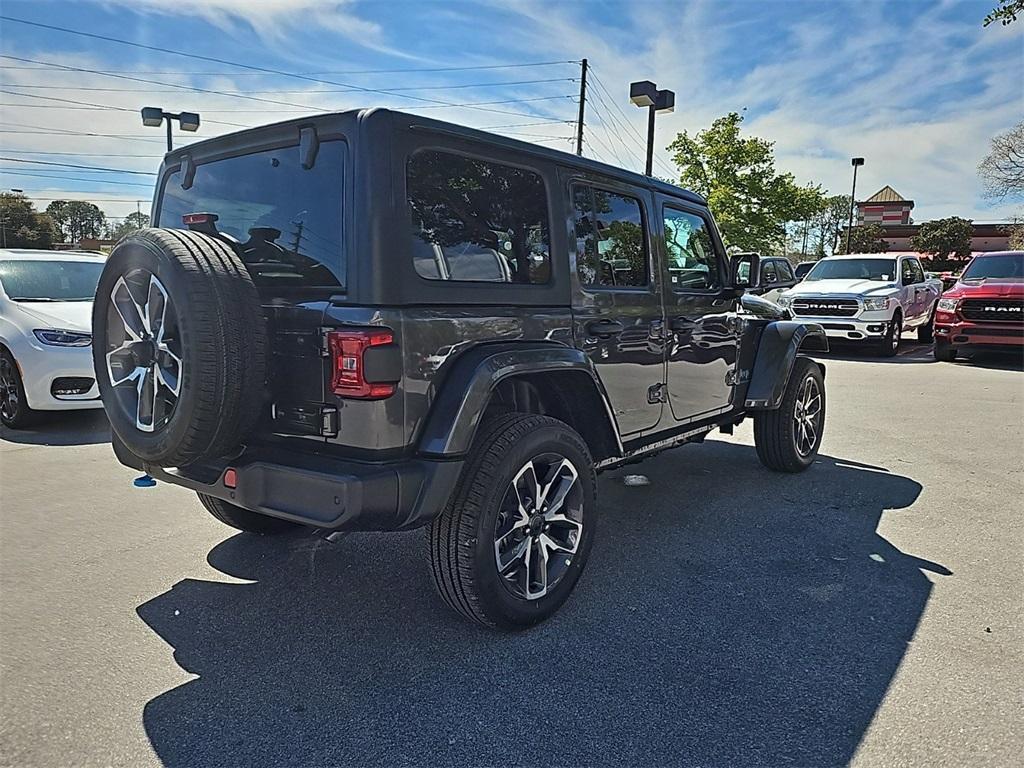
[112,435,463,532]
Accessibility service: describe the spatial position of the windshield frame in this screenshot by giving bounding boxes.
[961,253,1024,281]
[804,257,897,282]
[153,126,349,295]
[0,259,104,302]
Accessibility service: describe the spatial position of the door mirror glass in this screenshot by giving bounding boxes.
[731,252,760,288]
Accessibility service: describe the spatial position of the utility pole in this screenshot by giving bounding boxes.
[575,58,588,156]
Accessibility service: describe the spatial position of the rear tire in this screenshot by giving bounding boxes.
[754,357,825,473]
[429,413,596,630]
[197,493,300,535]
[934,339,957,362]
[917,306,935,343]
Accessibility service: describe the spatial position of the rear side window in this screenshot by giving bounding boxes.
[776,260,794,281]
[157,140,345,288]
[573,185,648,288]
[407,150,551,284]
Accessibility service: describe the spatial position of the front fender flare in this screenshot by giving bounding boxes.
[417,342,619,457]
[744,321,827,410]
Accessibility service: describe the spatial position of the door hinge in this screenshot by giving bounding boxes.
[647,382,668,404]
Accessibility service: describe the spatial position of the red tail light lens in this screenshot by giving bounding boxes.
[328,329,397,399]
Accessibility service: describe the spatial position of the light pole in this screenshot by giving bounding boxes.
[141,107,200,152]
[629,80,675,176]
[846,157,865,253]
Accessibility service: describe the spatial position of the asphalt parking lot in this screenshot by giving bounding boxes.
[1,342,1022,767]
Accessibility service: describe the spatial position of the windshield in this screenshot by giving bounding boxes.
[157,140,344,288]
[805,258,895,282]
[961,253,1024,280]
[0,260,103,301]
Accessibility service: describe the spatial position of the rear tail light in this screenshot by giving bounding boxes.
[328,329,398,399]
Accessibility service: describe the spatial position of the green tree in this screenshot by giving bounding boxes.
[0,192,56,249]
[813,194,852,257]
[836,224,889,254]
[984,0,1024,26]
[45,200,107,243]
[909,217,974,260]
[107,211,150,240]
[667,112,823,253]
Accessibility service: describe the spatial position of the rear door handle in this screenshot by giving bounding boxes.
[586,319,624,338]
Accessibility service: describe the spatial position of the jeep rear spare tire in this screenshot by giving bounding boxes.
[92,228,266,467]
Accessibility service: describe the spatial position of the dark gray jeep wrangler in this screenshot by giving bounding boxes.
[92,108,827,630]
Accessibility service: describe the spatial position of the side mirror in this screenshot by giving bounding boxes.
[731,252,760,289]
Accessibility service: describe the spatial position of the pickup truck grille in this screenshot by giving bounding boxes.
[960,299,1024,323]
[791,298,859,317]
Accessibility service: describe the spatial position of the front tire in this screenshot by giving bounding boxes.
[878,311,902,357]
[934,339,957,362]
[197,493,301,535]
[0,349,38,429]
[754,357,825,473]
[429,413,596,630]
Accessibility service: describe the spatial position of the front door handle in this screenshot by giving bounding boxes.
[586,319,624,338]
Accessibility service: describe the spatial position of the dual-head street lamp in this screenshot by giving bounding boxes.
[141,107,200,152]
[629,80,675,176]
[846,156,866,253]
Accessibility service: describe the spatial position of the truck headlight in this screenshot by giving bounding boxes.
[862,297,890,311]
[936,298,959,312]
[33,329,92,347]
[777,295,793,308]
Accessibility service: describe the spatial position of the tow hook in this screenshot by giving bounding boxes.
[315,529,347,544]
[133,474,157,488]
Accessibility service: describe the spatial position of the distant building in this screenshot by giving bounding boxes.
[850,185,1012,255]
[857,185,914,226]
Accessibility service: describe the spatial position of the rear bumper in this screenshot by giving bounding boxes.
[112,435,462,532]
[934,318,1024,347]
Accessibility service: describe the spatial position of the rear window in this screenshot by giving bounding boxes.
[157,141,345,288]
[407,149,551,284]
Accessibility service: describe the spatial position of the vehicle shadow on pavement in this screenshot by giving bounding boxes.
[0,409,110,446]
[818,341,936,364]
[137,441,947,768]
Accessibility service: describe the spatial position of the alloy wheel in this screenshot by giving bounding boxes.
[792,375,822,457]
[0,357,19,422]
[493,453,585,601]
[104,270,183,433]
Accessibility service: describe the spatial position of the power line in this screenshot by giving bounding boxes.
[589,68,677,177]
[1,55,573,122]
[0,18,574,121]
[9,194,149,203]
[0,60,579,76]
[0,157,157,176]
[0,170,155,187]
[0,77,576,94]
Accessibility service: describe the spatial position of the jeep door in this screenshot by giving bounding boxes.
[567,176,664,437]
[658,200,740,422]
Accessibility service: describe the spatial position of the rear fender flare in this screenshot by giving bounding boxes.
[744,321,827,410]
[417,342,621,457]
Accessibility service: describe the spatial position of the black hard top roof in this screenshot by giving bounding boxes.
[166,107,707,207]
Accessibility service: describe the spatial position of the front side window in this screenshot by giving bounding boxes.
[407,150,551,284]
[158,141,345,287]
[573,185,648,288]
[761,260,778,285]
[901,259,918,284]
[663,207,719,291]
[776,260,794,281]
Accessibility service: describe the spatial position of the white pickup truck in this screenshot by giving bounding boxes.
[776,253,942,356]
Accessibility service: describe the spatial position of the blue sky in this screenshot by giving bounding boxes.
[0,0,1021,225]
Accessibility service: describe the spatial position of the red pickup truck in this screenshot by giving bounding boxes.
[933,251,1023,362]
